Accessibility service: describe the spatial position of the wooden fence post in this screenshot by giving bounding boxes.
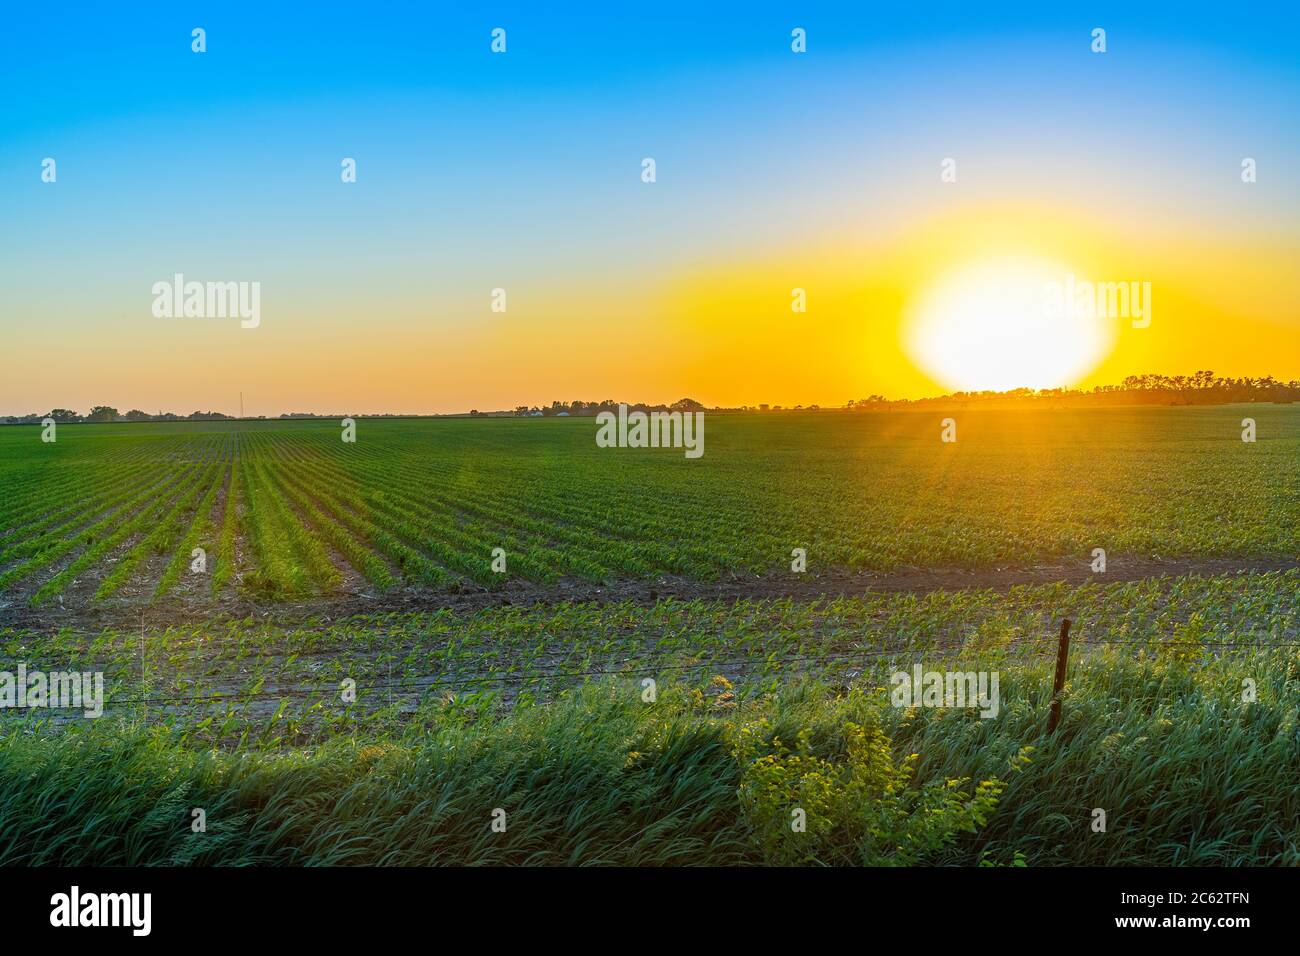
[1046,619,1071,735]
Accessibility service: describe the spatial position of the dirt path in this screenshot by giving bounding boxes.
[1,554,1294,632]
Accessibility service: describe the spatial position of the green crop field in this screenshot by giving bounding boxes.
[1,405,1295,611]
[1,406,1297,867]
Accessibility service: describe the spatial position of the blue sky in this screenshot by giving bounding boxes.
[1,1,1296,413]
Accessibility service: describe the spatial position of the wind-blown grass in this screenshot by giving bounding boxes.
[3,643,1297,866]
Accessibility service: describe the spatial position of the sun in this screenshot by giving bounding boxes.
[902,256,1117,393]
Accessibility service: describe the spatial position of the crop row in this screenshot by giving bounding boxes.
[0,409,1295,605]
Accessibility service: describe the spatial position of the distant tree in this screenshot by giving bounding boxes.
[670,397,705,412]
[86,406,119,423]
[47,408,81,422]
[186,411,232,421]
[123,409,151,422]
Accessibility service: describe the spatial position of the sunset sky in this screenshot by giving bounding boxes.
[1,2,1297,415]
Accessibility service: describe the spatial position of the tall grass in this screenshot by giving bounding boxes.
[1,648,1297,865]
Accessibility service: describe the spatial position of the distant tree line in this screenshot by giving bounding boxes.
[844,372,1299,410]
[3,375,1293,424]
[0,407,234,425]
[507,398,707,417]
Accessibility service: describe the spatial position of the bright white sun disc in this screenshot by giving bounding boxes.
[903,257,1117,392]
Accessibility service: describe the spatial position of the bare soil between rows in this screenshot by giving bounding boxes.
[1,555,1295,633]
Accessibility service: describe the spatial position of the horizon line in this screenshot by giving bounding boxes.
[4,370,1298,422]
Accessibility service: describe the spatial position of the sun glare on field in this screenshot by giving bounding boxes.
[903,256,1117,393]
